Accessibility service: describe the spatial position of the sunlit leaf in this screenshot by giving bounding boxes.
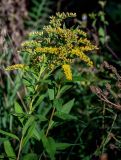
[4,140,16,160]
[14,102,24,123]
[22,116,35,136]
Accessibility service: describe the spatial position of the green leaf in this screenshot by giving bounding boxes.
[33,127,41,141]
[22,116,35,136]
[23,153,38,160]
[48,88,55,100]
[35,114,47,122]
[42,134,56,160]
[37,79,51,84]
[14,102,23,113]
[0,129,19,141]
[57,85,72,98]
[14,102,24,123]
[72,76,82,81]
[98,27,105,37]
[61,99,75,114]
[56,142,73,150]
[34,94,46,108]
[23,78,32,86]
[98,27,105,44]
[4,140,16,160]
[55,111,77,120]
[53,99,63,111]
[29,12,39,19]
[100,37,105,44]
[22,122,36,147]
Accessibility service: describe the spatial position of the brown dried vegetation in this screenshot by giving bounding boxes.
[91,61,121,111]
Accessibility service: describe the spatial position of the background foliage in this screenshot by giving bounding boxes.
[0,0,121,160]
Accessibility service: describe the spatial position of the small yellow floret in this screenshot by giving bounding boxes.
[62,64,72,80]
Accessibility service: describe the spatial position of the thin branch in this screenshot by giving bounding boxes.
[45,107,56,137]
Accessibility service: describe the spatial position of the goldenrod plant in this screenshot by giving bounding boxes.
[3,13,97,160]
[6,12,97,80]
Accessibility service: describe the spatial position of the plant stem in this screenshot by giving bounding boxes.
[102,104,105,129]
[16,135,23,160]
[45,84,62,136]
[45,107,56,136]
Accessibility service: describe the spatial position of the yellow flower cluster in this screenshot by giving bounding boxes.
[62,64,72,80]
[71,48,93,67]
[5,64,27,71]
[6,12,97,80]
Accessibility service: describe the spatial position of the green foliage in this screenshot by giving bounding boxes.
[23,153,38,160]
[4,140,16,160]
[42,135,56,160]
[26,0,54,29]
[1,0,121,159]
[0,130,19,141]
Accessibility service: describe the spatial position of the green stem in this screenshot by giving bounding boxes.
[45,84,61,136]
[16,135,23,160]
[45,107,56,136]
[102,113,117,153]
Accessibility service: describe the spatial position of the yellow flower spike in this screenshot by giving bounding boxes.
[62,64,72,80]
[5,64,28,71]
[71,48,94,67]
